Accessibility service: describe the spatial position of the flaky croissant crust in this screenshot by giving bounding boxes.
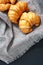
[0,4,10,11]
[19,12,41,34]
[8,1,29,24]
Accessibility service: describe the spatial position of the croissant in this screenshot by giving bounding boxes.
[8,1,29,24]
[0,4,10,11]
[19,12,41,34]
[0,0,16,4]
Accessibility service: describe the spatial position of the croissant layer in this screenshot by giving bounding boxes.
[19,12,41,34]
[0,4,10,11]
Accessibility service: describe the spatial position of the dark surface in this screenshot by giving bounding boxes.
[0,39,43,65]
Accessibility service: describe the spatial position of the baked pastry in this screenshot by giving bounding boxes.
[19,12,32,34]
[19,12,41,34]
[8,1,29,24]
[0,4,10,11]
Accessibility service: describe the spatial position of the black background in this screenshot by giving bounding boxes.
[0,39,43,65]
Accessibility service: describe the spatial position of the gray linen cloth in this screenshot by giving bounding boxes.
[0,0,43,64]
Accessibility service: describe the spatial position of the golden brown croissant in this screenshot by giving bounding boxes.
[0,4,10,11]
[0,0,16,4]
[8,1,29,24]
[19,12,41,34]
